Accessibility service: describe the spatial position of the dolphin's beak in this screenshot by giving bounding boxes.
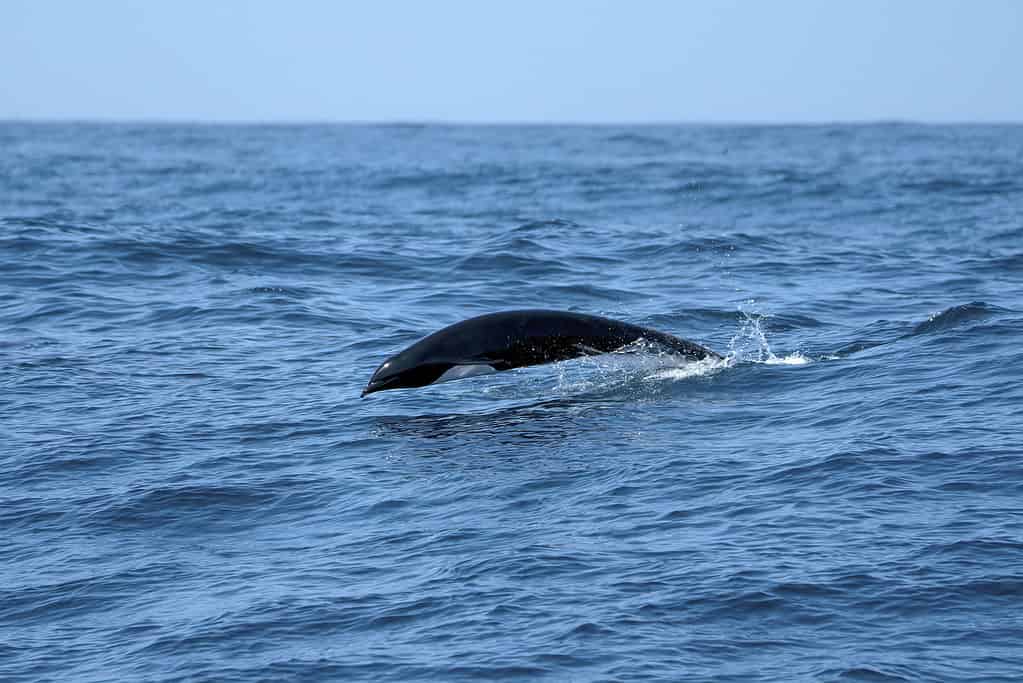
[361,375,397,397]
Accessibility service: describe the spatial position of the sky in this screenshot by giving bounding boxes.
[1,0,1021,123]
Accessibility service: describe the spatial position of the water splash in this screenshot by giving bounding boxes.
[552,311,811,393]
[726,310,809,366]
[551,339,728,391]
[643,355,729,382]
[636,312,815,384]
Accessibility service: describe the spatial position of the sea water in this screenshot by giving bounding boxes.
[3,123,1023,681]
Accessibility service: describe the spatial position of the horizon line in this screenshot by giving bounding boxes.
[2,116,1022,127]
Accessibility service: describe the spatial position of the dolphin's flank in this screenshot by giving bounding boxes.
[361,309,720,397]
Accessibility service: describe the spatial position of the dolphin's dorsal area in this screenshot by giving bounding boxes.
[361,310,720,396]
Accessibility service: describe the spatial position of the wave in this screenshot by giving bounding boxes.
[910,301,1007,335]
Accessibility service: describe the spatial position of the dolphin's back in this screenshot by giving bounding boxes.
[362,309,721,395]
[406,310,720,370]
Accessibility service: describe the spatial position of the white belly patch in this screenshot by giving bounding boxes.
[436,364,498,384]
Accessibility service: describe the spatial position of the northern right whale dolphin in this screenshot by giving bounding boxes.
[362,309,721,396]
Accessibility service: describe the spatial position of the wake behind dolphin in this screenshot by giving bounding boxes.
[361,310,721,396]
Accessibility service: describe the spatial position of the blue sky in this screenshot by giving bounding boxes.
[2,1,1020,122]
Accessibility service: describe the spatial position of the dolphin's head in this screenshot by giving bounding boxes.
[361,352,452,397]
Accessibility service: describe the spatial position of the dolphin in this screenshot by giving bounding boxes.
[361,309,720,397]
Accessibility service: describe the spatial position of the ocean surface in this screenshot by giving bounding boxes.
[3,122,1023,682]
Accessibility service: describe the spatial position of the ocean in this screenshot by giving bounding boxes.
[2,122,1022,681]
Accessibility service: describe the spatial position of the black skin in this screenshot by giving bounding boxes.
[361,309,722,396]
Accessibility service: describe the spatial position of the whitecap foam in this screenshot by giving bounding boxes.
[762,352,810,365]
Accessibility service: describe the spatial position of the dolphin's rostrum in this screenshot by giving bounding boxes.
[361,310,721,397]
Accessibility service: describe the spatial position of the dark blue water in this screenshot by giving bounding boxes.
[3,123,1023,682]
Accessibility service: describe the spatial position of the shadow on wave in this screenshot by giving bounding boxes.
[828,301,1014,358]
[910,301,1009,335]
